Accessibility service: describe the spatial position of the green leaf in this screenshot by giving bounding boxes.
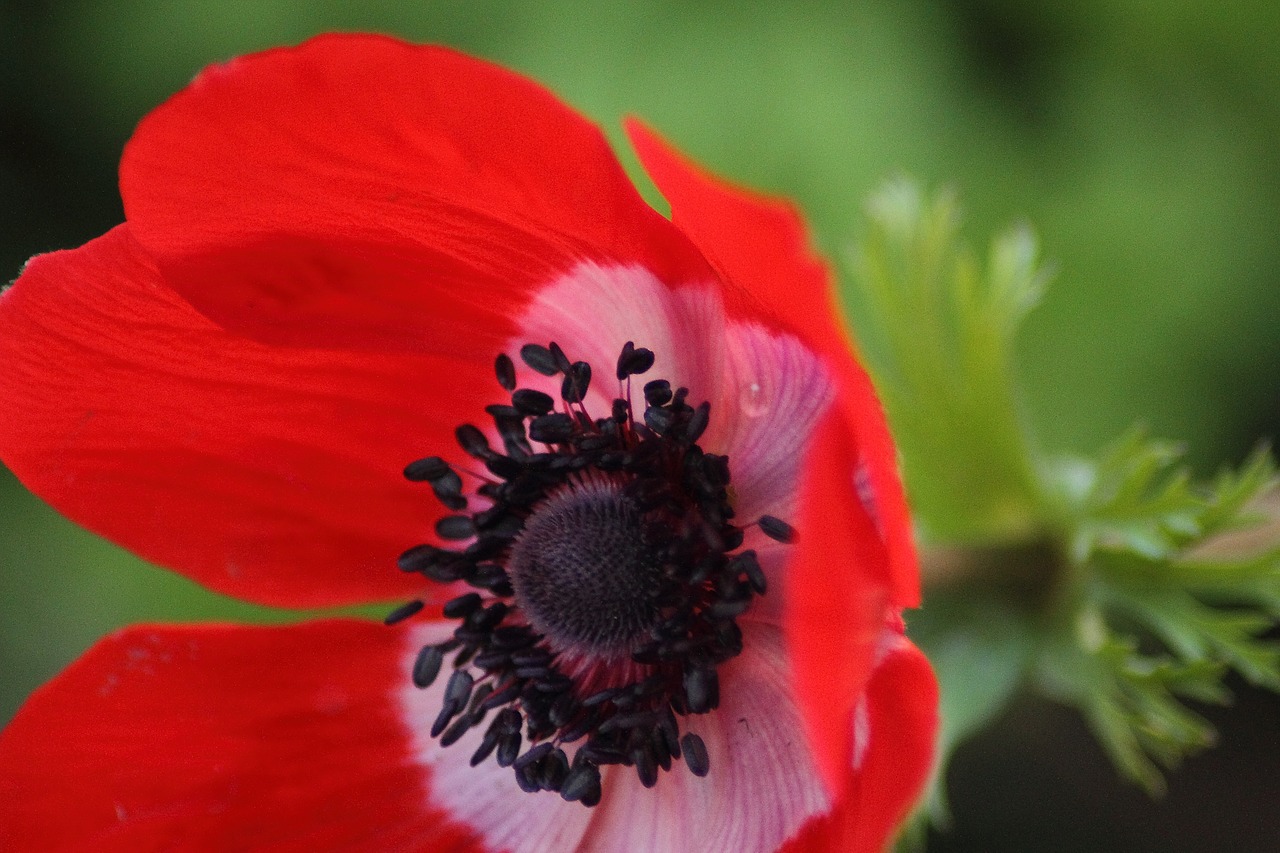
[1196,445,1278,541]
[1043,430,1280,790]
[844,179,1049,544]
[1037,630,1225,795]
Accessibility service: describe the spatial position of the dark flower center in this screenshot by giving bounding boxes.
[507,477,661,656]
[388,340,796,807]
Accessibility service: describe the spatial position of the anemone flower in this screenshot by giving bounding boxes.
[0,34,937,852]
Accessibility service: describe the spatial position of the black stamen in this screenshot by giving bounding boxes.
[548,342,572,373]
[471,726,502,766]
[616,341,656,380]
[403,456,451,482]
[682,732,710,777]
[495,353,517,391]
[428,467,467,511]
[529,413,575,444]
[455,424,490,458]
[514,741,554,770]
[561,760,600,802]
[397,543,442,573]
[644,405,675,435]
[512,388,555,416]
[485,454,524,480]
[513,762,541,793]
[633,742,658,788]
[683,401,711,445]
[758,515,796,543]
[561,361,592,404]
[384,599,424,626]
[444,669,474,709]
[412,645,445,688]
[683,666,719,714]
[436,515,477,541]
[496,707,522,733]
[431,701,459,738]
[643,379,672,407]
[442,592,483,619]
[520,343,561,376]
[496,731,522,768]
[540,748,571,791]
[440,713,476,747]
[731,550,767,595]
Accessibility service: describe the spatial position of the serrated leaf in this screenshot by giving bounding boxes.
[1040,432,1280,791]
[1197,447,1277,540]
[1043,634,1223,795]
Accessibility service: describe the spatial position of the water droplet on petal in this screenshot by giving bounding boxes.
[738,381,767,418]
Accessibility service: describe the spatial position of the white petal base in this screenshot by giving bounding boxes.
[401,623,830,853]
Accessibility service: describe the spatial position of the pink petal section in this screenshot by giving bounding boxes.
[513,261,727,420]
[0,226,483,607]
[713,322,835,524]
[0,620,481,852]
[583,624,830,852]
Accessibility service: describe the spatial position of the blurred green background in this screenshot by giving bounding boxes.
[2,1,1276,850]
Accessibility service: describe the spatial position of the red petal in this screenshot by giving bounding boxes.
[0,226,484,607]
[0,620,481,852]
[627,121,919,608]
[120,34,711,355]
[785,408,894,801]
[780,637,939,853]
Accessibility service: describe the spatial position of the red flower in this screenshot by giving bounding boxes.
[0,34,936,852]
